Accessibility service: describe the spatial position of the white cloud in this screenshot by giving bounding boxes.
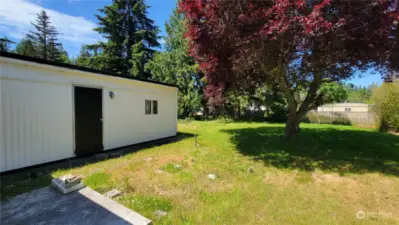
[0,0,101,50]
[158,38,166,45]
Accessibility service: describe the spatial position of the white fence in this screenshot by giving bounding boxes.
[307,111,376,126]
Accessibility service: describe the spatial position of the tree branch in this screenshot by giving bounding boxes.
[297,71,322,117]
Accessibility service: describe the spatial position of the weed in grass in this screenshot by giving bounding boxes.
[84,172,112,193]
[198,190,218,203]
[122,177,136,193]
[178,171,194,183]
[162,163,182,173]
[295,171,313,183]
[119,195,173,220]
[177,215,196,225]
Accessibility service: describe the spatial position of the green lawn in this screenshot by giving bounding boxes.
[2,121,399,224]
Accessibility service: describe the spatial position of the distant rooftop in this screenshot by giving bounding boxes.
[320,103,373,107]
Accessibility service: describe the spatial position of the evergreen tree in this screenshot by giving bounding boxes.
[74,45,91,67]
[130,41,146,77]
[0,37,14,52]
[56,45,71,64]
[146,7,204,118]
[15,37,37,57]
[47,41,62,61]
[91,0,159,77]
[345,84,375,103]
[27,10,65,62]
[74,45,105,69]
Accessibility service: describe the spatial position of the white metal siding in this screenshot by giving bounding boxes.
[317,105,370,112]
[1,79,74,171]
[0,69,4,172]
[0,57,177,172]
[104,88,177,150]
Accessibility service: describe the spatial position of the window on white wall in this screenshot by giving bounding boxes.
[152,100,158,114]
[145,100,152,114]
[345,108,351,112]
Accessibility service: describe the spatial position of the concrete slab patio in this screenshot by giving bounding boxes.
[0,186,151,225]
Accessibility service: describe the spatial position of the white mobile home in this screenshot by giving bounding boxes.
[317,103,373,113]
[0,52,177,172]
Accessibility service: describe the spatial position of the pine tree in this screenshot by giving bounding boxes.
[146,7,204,118]
[47,40,62,61]
[0,37,14,52]
[74,45,92,67]
[56,45,71,64]
[74,45,104,69]
[27,10,65,62]
[130,41,146,77]
[15,37,36,57]
[91,0,159,77]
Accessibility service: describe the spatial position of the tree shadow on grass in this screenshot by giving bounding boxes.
[222,126,399,176]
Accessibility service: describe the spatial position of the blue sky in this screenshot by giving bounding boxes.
[0,0,177,55]
[0,0,381,86]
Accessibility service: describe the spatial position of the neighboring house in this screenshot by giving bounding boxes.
[317,103,373,113]
[0,52,178,172]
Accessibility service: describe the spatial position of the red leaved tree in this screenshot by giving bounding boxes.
[180,0,399,140]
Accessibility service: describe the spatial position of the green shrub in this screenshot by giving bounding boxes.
[372,81,399,132]
[241,110,267,122]
[331,117,352,125]
[305,111,351,125]
[265,106,288,122]
[216,115,234,123]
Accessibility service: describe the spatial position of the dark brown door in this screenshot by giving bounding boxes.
[74,86,103,156]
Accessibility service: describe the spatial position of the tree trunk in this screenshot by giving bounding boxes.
[234,105,240,119]
[283,113,301,141]
[279,72,322,141]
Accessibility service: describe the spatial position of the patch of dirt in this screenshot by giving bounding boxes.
[312,173,359,187]
[354,124,377,129]
[263,171,298,187]
[154,185,172,196]
[156,155,186,166]
[311,172,364,202]
[207,181,236,193]
[182,156,197,167]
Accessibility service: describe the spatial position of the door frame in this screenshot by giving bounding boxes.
[72,84,105,155]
